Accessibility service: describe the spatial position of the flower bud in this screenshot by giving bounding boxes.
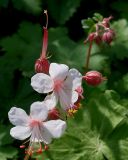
[35,58,50,74]
[88,32,96,42]
[83,71,106,86]
[94,35,102,45]
[84,32,102,45]
[102,16,113,28]
[48,108,60,120]
[102,29,115,44]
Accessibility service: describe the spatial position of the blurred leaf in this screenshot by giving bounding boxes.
[92,13,103,22]
[90,54,108,70]
[0,0,9,8]
[114,73,128,94]
[47,0,82,24]
[0,146,18,159]
[111,1,128,20]
[12,0,42,14]
[108,19,128,60]
[81,18,95,29]
[0,125,12,146]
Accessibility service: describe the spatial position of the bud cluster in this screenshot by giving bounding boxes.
[85,16,115,45]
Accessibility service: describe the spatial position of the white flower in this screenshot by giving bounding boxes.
[31,63,82,110]
[8,101,66,154]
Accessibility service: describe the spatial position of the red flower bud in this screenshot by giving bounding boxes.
[102,29,115,44]
[84,32,102,45]
[83,71,106,86]
[35,58,50,74]
[94,35,102,45]
[102,16,113,28]
[48,108,60,120]
[88,32,96,42]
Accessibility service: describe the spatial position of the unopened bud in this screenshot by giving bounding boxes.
[102,16,113,28]
[102,29,115,44]
[83,71,106,86]
[84,32,102,45]
[35,58,50,74]
[95,35,102,45]
[87,32,96,42]
[48,108,60,120]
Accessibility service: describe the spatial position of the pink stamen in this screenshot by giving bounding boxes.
[54,80,63,91]
[29,119,41,127]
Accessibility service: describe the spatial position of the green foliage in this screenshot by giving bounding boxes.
[37,90,128,160]
[0,0,41,14]
[0,0,128,159]
[0,125,18,160]
[0,0,9,8]
[81,13,103,32]
[111,1,128,20]
[47,0,82,25]
[92,13,103,22]
[81,18,95,29]
[12,0,42,14]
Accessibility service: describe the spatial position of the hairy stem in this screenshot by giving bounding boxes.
[85,41,93,70]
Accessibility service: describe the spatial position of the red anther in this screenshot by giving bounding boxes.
[102,29,115,44]
[20,145,25,149]
[35,58,50,74]
[48,108,60,120]
[44,145,49,150]
[83,71,106,86]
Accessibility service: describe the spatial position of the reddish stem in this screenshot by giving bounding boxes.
[85,41,93,70]
[40,10,48,60]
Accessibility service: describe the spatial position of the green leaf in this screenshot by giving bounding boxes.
[0,0,9,8]
[12,0,41,14]
[40,90,128,160]
[0,22,42,74]
[109,19,128,59]
[0,146,18,159]
[47,0,82,24]
[81,18,95,29]
[90,53,108,70]
[114,73,128,94]
[0,125,12,146]
[111,1,128,20]
[93,13,103,22]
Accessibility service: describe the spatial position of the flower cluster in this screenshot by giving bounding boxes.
[85,16,115,45]
[8,11,107,159]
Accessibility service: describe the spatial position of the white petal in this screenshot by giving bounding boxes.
[8,107,29,126]
[44,120,66,138]
[65,68,82,90]
[30,125,52,144]
[49,63,69,81]
[31,73,54,93]
[10,126,31,140]
[44,92,58,110]
[72,91,79,103]
[59,89,78,110]
[30,102,48,121]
